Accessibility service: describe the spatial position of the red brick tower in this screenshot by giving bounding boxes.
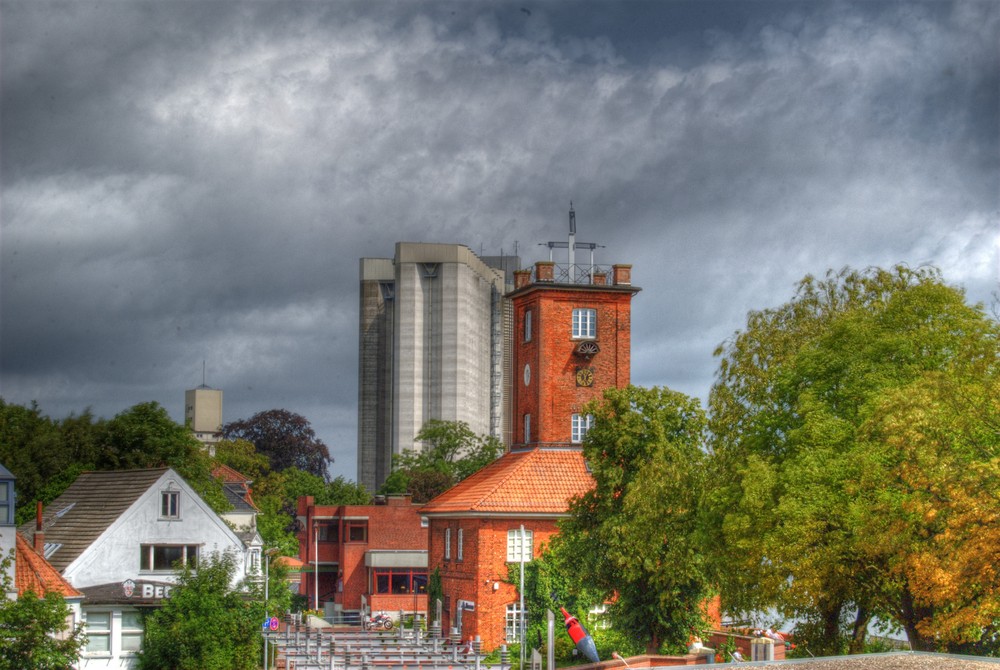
[510,207,640,448]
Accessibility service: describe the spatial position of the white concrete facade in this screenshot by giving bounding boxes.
[185,386,223,448]
[357,243,509,491]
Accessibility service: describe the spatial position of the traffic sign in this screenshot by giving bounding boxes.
[269,616,279,631]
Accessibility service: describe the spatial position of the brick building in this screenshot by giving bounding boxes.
[296,494,429,620]
[422,214,640,650]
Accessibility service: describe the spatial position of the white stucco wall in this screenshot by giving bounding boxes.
[63,470,247,589]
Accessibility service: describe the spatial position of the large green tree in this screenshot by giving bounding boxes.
[0,551,86,670]
[552,386,712,655]
[380,420,502,502]
[138,551,263,670]
[707,265,999,654]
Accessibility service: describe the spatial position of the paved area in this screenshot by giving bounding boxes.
[749,653,1000,669]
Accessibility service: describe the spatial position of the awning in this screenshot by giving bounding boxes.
[365,550,428,568]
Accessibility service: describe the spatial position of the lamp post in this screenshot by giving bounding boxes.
[313,520,319,613]
[262,547,279,670]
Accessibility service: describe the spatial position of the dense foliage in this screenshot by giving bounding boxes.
[0,400,227,522]
[222,409,332,479]
[0,551,87,670]
[380,420,502,502]
[138,551,264,670]
[552,386,713,654]
[707,265,1000,654]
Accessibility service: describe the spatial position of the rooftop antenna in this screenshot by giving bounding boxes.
[202,360,206,386]
[540,203,603,281]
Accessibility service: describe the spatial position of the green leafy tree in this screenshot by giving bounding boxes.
[0,550,86,670]
[707,265,999,654]
[222,409,331,479]
[0,400,100,524]
[552,385,712,655]
[138,551,262,670]
[380,420,502,502]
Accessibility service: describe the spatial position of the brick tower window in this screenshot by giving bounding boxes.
[571,308,596,339]
[571,414,594,443]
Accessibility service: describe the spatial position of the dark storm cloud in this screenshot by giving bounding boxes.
[2,0,997,477]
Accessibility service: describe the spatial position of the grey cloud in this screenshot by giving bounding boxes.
[2,0,996,479]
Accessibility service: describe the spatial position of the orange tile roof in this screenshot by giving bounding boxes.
[212,463,251,483]
[419,447,594,515]
[15,534,81,599]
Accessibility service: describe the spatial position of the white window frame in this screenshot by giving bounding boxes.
[121,610,144,653]
[457,528,464,561]
[571,308,597,339]
[506,529,533,563]
[160,490,179,519]
[571,414,594,444]
[84,610,111,655]
[523,414,531,444]
[444,527,451,560]
[505,603,523,643]
[524,309,532,342]
[140,544,199,572]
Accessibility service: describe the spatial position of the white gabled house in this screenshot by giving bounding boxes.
[20,467,250,669]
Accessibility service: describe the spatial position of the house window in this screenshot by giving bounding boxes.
[506,529,533,562]
[160,491,179,519]
[84,611,111,653]
[457,528,464,561]
[571,308,596,339]
[524,310,532,342]
[317,522,339,542]
[374,568,429,594]
[571,414,594,444]
[421,516,429,528]
[249,548,261,574]
[444,528,451,560]
[0,481,12,525]
[140,544,199,571]
[523,414,531,444]
[346,520,368,542]
[121,610,144,652]
[505,603,523,643]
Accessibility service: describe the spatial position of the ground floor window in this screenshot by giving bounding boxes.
[84,611,111,653]
[121,610,144,652]
[505,603,523,644]
[506,529,533,562]
[374,568,428,594]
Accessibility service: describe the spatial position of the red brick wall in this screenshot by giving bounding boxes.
[512,286,634,446]
[297,496,428,613]
[430,516,561,650]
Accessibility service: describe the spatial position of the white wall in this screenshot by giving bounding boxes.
[64,471,247,589]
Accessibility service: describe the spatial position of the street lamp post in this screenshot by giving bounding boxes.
[262,548,279,670]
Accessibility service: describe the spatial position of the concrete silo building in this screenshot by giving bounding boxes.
[357,243,519,492]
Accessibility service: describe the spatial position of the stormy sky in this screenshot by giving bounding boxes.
[2,0,998,481]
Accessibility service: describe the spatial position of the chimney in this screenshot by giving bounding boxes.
[34,501,45,553]
[535,261,555,282]
[513,269,532,290]
[612,264,632,286]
